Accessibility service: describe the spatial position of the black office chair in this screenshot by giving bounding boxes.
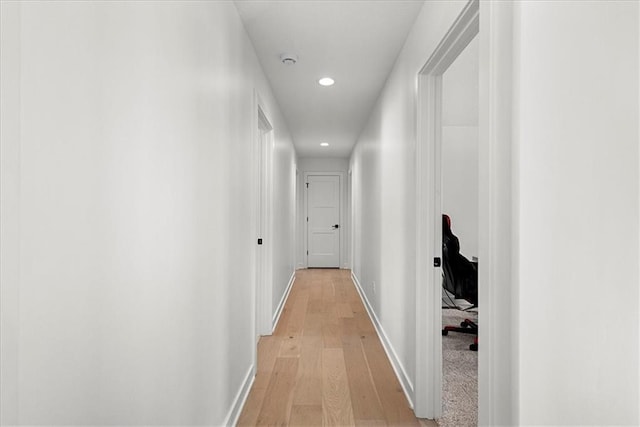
[441,214,478,351]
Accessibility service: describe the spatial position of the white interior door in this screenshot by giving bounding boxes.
[307,175,340,268]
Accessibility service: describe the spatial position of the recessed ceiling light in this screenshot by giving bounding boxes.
[320,142,329,147]
[318,77,335,86]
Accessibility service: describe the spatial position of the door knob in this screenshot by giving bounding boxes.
[332,224,339,229]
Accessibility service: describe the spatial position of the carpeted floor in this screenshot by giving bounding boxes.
[439,308,478,427]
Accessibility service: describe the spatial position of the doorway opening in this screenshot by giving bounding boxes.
[439,32,479,426]
[255,99,274,340]
[414,0,479,421]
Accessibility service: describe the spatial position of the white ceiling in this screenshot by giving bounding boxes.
[234,0,425,158]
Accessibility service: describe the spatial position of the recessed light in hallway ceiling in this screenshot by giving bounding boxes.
[320,142,329,147]
[318,77,335,86]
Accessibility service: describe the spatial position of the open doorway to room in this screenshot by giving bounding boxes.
[439,33,479,427]
[414,0,479,423]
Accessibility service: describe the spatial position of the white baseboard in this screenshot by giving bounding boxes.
[350,272,415,409]
[272,271,296,332]
[223,364,255,426]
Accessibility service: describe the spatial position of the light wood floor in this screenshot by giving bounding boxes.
[237,269,437,427]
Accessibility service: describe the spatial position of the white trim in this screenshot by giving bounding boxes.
[346,170,353,270]
[224,364,256,427]
[251,90,259,373]
[415,0,479,420]
[478,1,518,425]
[297,168,306,270]
[351,272,415,409]
[294,168,301,271]
[303,172,345,269]
[272,271,296,332]
[263,111,275,337]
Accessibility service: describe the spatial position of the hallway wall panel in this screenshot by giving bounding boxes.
[349,0,469,404]
[514,2,639,424]
[0,2,296,425]
[271,134,298,320]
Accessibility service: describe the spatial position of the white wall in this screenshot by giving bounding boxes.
[296,157,350,269]
[351,0,640,424]
[0,2,21,423]
[0,2,297,425]
[442,36,479,259]
[298,157,350,173]
[350,0,469,405]
[514,1,639,425]
[271,128,298,320]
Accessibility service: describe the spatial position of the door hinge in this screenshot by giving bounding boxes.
[306,250,308,255]
[306,182,309,188]
[433,257,441,267]
[306,216,308,222]
[257,238,263,245]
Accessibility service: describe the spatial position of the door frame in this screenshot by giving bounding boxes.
[303,172,345,269]
[415,0,517,424]
[347,169,353,270]
[253,91,274,346]
[415,0,478,420]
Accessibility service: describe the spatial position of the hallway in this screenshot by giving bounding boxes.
[238,269,435,426]
[3,1,640,426]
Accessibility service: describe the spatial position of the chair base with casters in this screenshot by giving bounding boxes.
[442,318,478,351]
[441,214,479,352]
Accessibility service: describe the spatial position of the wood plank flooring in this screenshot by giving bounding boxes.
[237,269,438,427]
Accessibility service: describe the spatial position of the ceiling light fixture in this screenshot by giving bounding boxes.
[318,77,335,86]
[320,142,329,147]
